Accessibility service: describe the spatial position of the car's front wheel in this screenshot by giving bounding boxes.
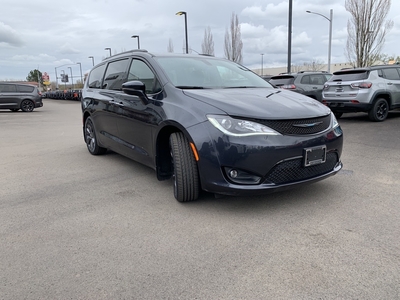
[169,132,200,202]
[84,117,107,155]
[369,98,389,122]
[20,100,34,112]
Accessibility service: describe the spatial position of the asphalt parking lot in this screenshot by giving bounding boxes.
[1,99,399,299]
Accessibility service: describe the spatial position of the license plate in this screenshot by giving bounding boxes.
[304,145,327,167]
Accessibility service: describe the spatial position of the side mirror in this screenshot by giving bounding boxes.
[122,81,149,105]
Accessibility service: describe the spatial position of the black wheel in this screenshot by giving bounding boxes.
[10,109,19,112]
[368,98,389,122]
[334,112,343,119]
[170,132,200,202]
[20,100,34,112]
[84,117,107,155]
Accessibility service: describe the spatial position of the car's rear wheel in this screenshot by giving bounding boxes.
[84,117,107,155]
[169,132,199,202]
[369,98,389,122]
[10,109,19,112]
[20,100,34,112]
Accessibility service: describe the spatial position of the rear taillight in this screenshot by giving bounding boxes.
[351,82,372,89]
[281,84,296,90]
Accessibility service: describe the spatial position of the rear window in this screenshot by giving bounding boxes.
[269,76,295,86]
[329,70,369,82]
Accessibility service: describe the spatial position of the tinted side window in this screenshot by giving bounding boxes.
[382,68,400,80]
[18,85,34,93]
[300,75,310,84]
[103,59,130,90]
[0,84,17,92]
[88,64,107,89]
[128,59,161,94]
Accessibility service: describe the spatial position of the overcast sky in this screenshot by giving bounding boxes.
[1,0,399,81]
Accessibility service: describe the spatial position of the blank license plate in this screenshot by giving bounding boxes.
[304,145,327,167]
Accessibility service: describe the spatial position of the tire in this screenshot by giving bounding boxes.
[84,117,107,155]
[10,109,19,112]
[20,100,34,112]
[368,98,389,122]
[334,112,343,119]
[169,132,200,202]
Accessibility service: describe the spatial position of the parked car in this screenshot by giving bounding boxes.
[81,50,343,202]
[269,71,332,102]
[0,82,43,112]
[322,65,400,121]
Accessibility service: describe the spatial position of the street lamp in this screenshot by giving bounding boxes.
[176,11,188,54]
[306,9,333,73]
[131,35,140,49]
[68,67,74,90]
[76,62,83,87]
[88,56,95,66]
[105,47,112,57]
[261,54,264,76]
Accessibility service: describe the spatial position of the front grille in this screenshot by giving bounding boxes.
[255,115,331,135]
[264,152,338,185]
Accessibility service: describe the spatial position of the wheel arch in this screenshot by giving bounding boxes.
[155,122,196,181]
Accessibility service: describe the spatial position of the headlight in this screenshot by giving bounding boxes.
[331,112,339,129]
[207,115,280,137]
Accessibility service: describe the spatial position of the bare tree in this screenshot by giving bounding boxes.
[224,13,243,64]
[201,26,215,56]
[167,38,174,53]
[345,0,394,67]
[303,60,326,71]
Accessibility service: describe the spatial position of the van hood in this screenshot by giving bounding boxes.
[183,88,331,119]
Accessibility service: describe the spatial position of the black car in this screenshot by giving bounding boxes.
[269,71,332,102]
[81,50,343,202]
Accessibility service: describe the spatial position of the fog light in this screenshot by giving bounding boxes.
[224,167,262,185]
[229,169,238,178]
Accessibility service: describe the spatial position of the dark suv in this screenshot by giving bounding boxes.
[0,82,43,112]
[81,50,343,202]
[269,71,332,102]
[322,65,400,121]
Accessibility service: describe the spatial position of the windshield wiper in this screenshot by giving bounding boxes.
[223,86,257,89]
[176,86,205,89]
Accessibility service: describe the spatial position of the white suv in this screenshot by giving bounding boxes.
[322,65,400,121]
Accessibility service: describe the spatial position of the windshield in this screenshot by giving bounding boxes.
[155,56,274,89]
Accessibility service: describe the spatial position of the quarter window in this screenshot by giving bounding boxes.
[18,85,34,93]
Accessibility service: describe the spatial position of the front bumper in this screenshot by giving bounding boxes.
[188,122,343,196]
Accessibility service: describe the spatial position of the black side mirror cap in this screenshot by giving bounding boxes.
[122,81,149,105]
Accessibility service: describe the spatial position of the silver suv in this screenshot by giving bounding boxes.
[0,82,43,112]
[322,65,400,121]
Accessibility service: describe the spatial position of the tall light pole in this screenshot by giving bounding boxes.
[61,70,66,90]
[176,11,188,54]
[105,47,112,57]
[131,35,140,49]
[287,0,293,73]
[306,9,333,73]
[68,67,74,90]
[77,62,83,87]
[88,56,94,66]
[261,54,264,76]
